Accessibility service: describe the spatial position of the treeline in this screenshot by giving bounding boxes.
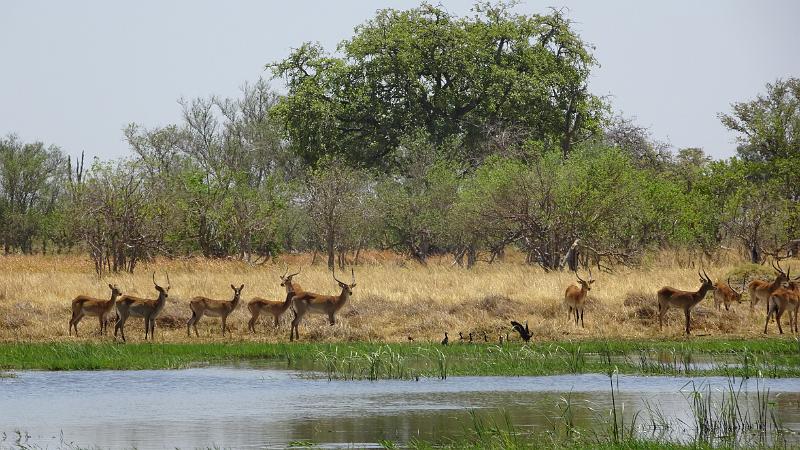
[0,3,798,274]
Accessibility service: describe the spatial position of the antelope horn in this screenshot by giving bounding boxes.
[588,266,593,281]
[331,267,345,285]
[282,264,289,278]
[776,258,785,274]
[728,276,741,296]
[702,268,711,282]
[152,271,157,287]
[575,270,585,283]
[287,266,301,278]
[166,272,171,289]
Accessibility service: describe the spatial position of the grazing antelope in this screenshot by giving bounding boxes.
[187,284,245,337]
[511,320,532,342]
[764,277,800,334]
[657,269,715,335]
[564,268,595,328]
[748,260,789,313]
[69,284,122,336]
[713,277,744,311]
[289,268,356,342]
[114,273,170,342]
[247,267,302,332]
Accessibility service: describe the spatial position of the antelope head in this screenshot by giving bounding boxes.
[332,268,357,296]
[107,283,123,298]
[698,268,714,291]
[153,272,170,298]
[772,259,790,286]
[280,266,301,288]
[727,276,744,303]
[230,283,245,300]
[575,267,595,291]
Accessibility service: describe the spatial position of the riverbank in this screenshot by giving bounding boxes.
[1,339,798,378]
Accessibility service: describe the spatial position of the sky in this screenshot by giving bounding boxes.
[1,1,798,161]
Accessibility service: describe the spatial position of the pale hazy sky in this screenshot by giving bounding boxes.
[1,1,798,161]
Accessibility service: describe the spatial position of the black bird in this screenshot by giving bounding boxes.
[468,332,473,343]
[511,321,532,342]
[441,332,449,346]
[408,336,414,343]
[459,332,465,342]
[483,331,489,342]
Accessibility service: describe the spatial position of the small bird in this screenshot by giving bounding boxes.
[441,332,449,346]
[468,332,473,343]
[511,320,532,342]
[407,336,414,343]
[499,334,504,345]
[483,331,488,342]
[459,332,465,342]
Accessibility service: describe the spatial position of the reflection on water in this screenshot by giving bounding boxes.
[1,366,799,449]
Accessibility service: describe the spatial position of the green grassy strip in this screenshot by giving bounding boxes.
[0,338,798,378]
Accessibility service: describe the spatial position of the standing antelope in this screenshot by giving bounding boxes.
[187,284,245,337]
[289,268,356,342]
[764,275,800,334]
[247,267,302,332]
[564,268,594,328]
[114,273,170,342]
[748,260,790,314]
[69,284,122,336]
[657,269,715,335]
[713,277,745,311]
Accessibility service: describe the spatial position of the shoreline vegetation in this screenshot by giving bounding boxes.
[1,339,798,378]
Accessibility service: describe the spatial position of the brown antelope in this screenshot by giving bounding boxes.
[748,260,789,314]
[247,267,302,332]
[114,273,170,342]
[713,277,744,311]
[289,268,356,342]
[69,284,122,336]
[657,269,715,335]
[564,268,594,328]
[187,284,245,337]
[764,276,800,334]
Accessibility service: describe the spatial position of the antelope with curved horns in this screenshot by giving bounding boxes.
[187,284,245,337]
[657,268,715,335]
[289,268,356,342]
[713,276,745,311]
[764,275,800,334]
[564,268,594,328]
[114,272,170,342]
[247,267,303,332]
[69,284,122,336]
[748,259,790,314]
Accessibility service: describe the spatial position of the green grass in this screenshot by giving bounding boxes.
[0,338,798,378]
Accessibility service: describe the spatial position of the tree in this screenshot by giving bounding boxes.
[270,2,604,171]
[0,135,66,253]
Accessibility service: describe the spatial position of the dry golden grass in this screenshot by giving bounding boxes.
[0,250,795,343]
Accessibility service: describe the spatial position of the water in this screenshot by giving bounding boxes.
[1,366,799,449]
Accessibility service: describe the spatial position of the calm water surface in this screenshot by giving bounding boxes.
[1,365,799,449]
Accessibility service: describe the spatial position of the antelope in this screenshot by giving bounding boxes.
[69,284,122,336]
[764,276,800,334]
[564,268,594,328]
[748,260,790,314]
[247,267,302,332]
[657,269,715,335]
[289,268,356,342]
[713,277,745,311]
[187,284,245,337]
[114,273,170,342]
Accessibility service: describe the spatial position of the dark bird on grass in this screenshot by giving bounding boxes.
[483,331,488,342]
[499,334,504,345]
[468,332,473,343]
[441,332,449,346]
[459,332,465,342]
[511,321,532,342]
[408,336,414,342]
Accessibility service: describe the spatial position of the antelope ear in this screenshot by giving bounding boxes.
[589,280,595,284]
[240,284,245,290]
[231,284,236,290]
[351,283,357,288]
[108,283,114,289]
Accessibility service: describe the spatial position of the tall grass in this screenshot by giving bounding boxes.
[1,252,798,343]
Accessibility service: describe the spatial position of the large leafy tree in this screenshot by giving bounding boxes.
[270,2,604,172]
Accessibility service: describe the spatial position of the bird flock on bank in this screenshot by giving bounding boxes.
[66,260,800,343]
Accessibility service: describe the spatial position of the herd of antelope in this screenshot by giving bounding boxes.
[66,260,800,342]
